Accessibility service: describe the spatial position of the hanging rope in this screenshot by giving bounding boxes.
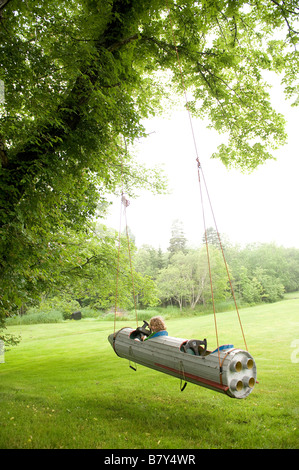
[196,159,221,369]
[123,195,139,328]
[114,189,123,336]
[197,161,248,351]
[114,139,138,335]
[165,0,248,357]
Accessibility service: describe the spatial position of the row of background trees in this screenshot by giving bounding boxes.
[15,219,299,317]
[134,220,299,310]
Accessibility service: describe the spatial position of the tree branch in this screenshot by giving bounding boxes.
[0,0,12,12]
[270,0,299,39]
[107,33,139,52]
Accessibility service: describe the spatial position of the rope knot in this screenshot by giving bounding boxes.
[121,194,130,207]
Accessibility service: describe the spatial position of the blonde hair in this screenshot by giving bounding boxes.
[149,316,167,332]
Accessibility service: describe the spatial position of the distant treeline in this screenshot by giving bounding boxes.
[134,225,299,310]
[3,223,299,331]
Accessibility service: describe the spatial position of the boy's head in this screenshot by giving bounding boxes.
[149,316,167,332]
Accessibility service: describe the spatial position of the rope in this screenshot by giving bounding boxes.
[196,159,221,370]
[114,191,123,335]
[124,201,139,329]
[165,0,200,161]
[114,138,138,334]
[165,0,248,359]
[114,149,124,335]
[198,164,248,351]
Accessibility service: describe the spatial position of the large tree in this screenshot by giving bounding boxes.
[0,0,298,320]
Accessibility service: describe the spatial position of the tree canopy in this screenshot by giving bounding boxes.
[0,0,298,323]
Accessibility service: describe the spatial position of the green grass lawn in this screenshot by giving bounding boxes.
[0,297,298,449]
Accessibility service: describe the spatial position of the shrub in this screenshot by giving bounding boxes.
[80,307,102,319]
[6,310,63,325]
[135,309,160,321]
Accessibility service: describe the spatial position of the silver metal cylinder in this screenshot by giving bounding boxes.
[108,327,257,399]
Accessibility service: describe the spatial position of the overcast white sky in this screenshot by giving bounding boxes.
[103,80,299,251]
